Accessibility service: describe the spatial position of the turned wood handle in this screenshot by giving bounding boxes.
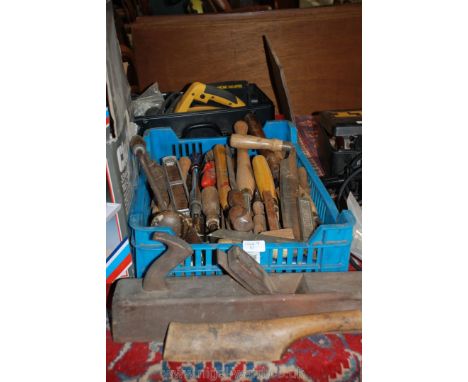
[243,112,282,182]
[252,155,277,202]
[230,134,292,152]
[164,310,362,362]
[178,157,191,183]
[213,144,231,210]
[201,186,220,230]
[233,121,256,195]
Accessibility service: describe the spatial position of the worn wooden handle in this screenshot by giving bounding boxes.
[230,134,291,152]
[213,144,231,210]
[164,309,362,362]
[252,155,277,201]
[178,157,191,182]
[243,113,283,181]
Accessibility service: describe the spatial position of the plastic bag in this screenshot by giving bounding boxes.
[132,82,164,117]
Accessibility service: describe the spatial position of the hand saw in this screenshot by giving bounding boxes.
[174,82,246,113]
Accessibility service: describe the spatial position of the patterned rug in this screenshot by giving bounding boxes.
[106,325,361,381]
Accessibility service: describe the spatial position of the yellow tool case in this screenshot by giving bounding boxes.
[134,81,274,138]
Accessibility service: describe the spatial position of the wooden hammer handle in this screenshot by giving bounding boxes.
[231,134,292,152]
[164,310,362,362]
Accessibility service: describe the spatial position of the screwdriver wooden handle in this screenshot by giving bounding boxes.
[230,134,293,152]
[213,145,231,211]
[252,155,280,230]
[252,200,267,234]
[201,186,220,232]
[233,121,256,196]
[252,155,277,202]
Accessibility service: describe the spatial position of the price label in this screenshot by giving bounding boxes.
[242,241,265,264]
[243,240,266,253]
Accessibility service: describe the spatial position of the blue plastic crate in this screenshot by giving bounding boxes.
[129,121,355,277]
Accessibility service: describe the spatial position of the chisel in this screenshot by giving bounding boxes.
[279,149,301,240]
[213,144,231,211]
[252,155,280,230]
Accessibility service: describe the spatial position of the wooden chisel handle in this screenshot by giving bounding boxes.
[252,199,267,234]
[178,157,191,183]
[252,155,280,230]
[163,310,362,362]
[252,155,277,201]
[213,144,231,211]
[233,121,256,196]
[230,134,293,152]
[280,149,301,240]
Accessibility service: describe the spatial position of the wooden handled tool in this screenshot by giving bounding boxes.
[233,121,256,196]
[201,160,216,188]
[252,192,267,234]
[201,186,220,232]
[297,166,319,237]
[163,309,362,362]
[213,144,231,211]
[227,190,254,232]
[280,149,301,240]
[252,155,280,230]
[130,135,170,211]
[230,134,294,152]
[178,157,191,183]
[244,112,283,182]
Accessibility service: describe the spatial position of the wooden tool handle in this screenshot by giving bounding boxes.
[280,149,301,240]
[233,121,256,195]
[201,186,220,231]
[164,310,362,362]
[252,199,265,233]
[213,145,231,210]
[263,191,280,230]
[252,154,280,230]
[297,167,318,215]
[252,155,277,201]
[244,112,266,138]
[231,134,291,152]
[244,113,282,181]
[233,120,248,135]
[178,157,191,183]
